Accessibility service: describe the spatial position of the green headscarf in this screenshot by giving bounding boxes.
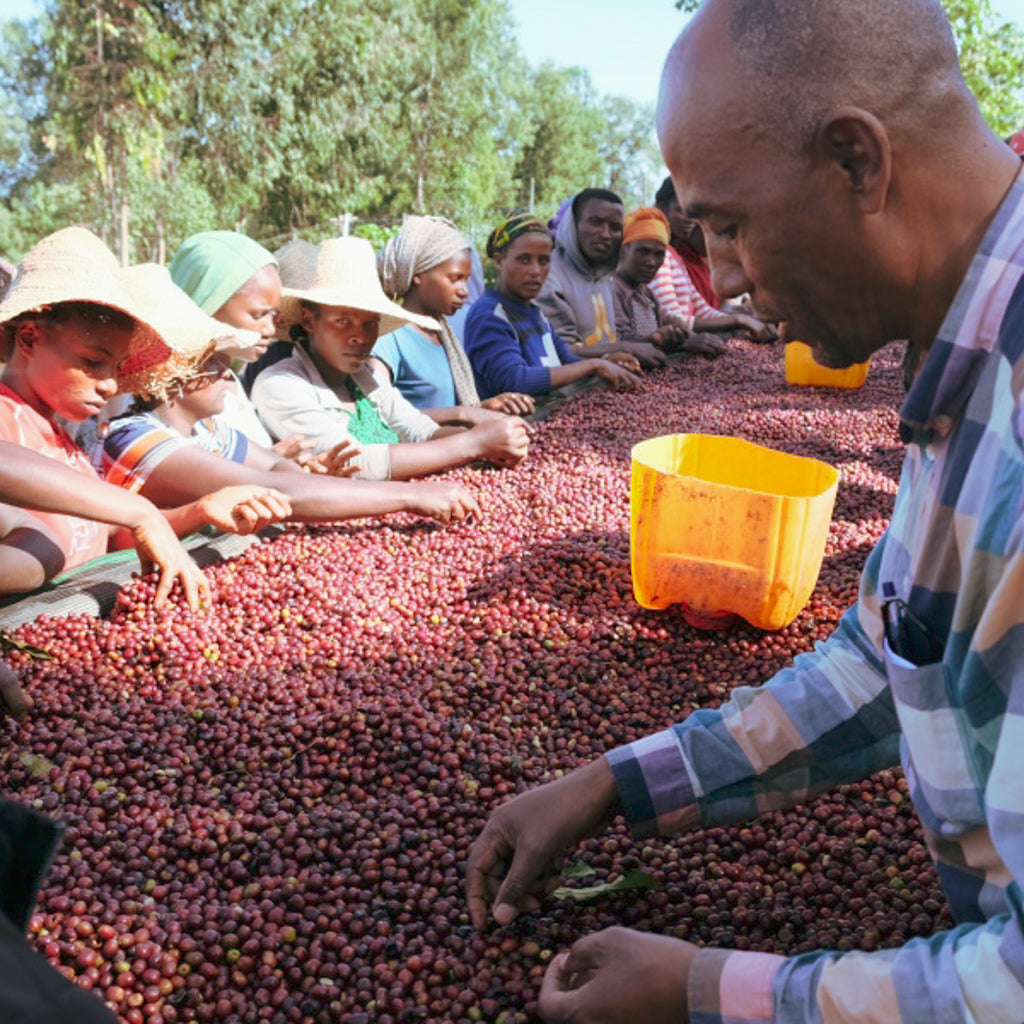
[169,231,276,315]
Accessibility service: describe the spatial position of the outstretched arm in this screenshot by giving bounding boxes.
[0,442,210,608]
[115,444,479,525]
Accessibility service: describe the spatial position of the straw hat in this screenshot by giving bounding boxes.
[0,227,171,375]
[275,236,438,337]
[118,263,261,399]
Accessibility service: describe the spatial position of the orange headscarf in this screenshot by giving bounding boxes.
[622,207,670,247]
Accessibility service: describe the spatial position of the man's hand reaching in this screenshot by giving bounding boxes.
[466,757,619,929]
[539,927,697,1024]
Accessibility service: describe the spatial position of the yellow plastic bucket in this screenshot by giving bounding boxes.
[784,341,870,389]
[630,434,839,630]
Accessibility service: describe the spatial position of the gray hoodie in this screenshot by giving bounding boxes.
[536,207,617,349]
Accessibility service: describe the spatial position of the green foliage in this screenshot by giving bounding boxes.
[599,96,660,206]
[0,0,663,261]
[512,63,605,213]
[0,22,32,196]
[352,221,402,249]
[944,0,1024,137]
[0,179,96,259]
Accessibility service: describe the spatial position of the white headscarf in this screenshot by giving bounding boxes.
[377,215,480,406]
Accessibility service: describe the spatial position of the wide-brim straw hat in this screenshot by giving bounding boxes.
[275,236,439,338]
[118,263,261,399]
[0,226,171,379]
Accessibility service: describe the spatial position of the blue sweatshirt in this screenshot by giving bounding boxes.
[463,289,578,398]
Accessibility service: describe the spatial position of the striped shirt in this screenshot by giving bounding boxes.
[650,245,732,329]
[607,163,1024,1022]
[92,411,248,493]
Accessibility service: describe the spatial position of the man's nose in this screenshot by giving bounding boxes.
[707,243,751,301]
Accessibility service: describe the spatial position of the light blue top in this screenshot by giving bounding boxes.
[372,324,457,410]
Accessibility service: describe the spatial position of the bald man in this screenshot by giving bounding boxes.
[466,1,1024,1022]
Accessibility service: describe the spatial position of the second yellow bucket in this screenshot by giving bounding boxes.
[784,341,870,388]
[630,434,839,630]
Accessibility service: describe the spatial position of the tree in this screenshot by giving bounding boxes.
[373,0,526,226]
[0,20,36,200]
[597,96,660,207]
[0,0,670,261]
[511,63,604,214]
[14,1,193,261]
[944,0,1024,136]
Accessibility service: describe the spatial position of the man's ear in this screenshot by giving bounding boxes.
[818,107,892,215]
[299,305,315,332]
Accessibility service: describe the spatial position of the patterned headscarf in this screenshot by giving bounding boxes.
[486,212,551,258]
[377,215,479,406]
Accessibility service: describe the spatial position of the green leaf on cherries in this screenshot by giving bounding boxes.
[0,634,54,659]
[552,868,658,902]
[17,750,58,779]
[561,860,597,881]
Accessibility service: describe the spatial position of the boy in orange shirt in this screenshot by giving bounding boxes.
[0,227,291,600]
